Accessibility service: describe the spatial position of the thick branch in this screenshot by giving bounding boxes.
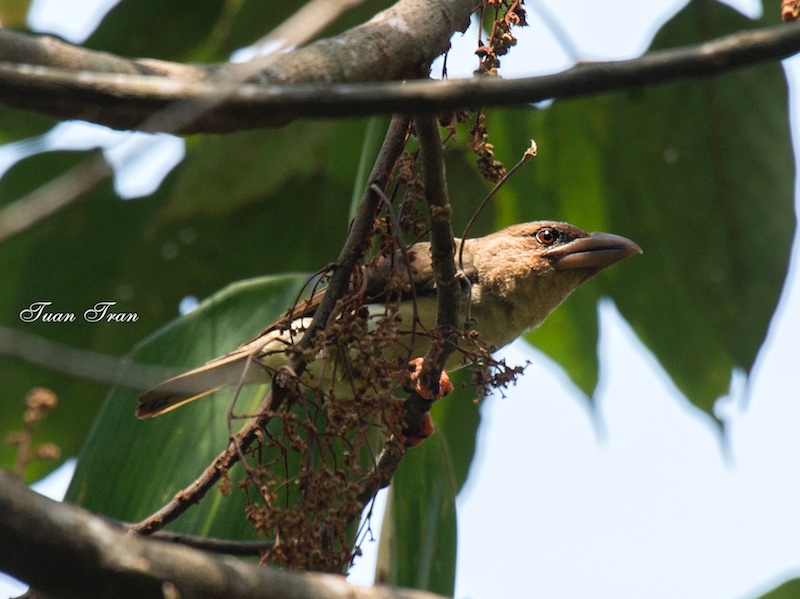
[0,0,477,132]
[0,20,798,132]
[0,471,448,599]
[232,0,477,84]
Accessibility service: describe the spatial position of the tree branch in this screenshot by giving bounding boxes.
[0,20,797,133]
[0,0,475,244]
[129,115,411,535]
[0,471,448,599]
[404,116,459,426]
[0,152,113,244]
[0,0,477,132]
[353,116,459,505]
[0,325,181,389]
[148,529,271,555]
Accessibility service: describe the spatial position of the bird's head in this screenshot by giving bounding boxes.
[468,221,642,344]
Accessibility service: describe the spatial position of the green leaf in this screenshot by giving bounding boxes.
[484,0,794,414]
[754,578,800,599]
[0,0,33,29]
[165,121,361,218]
[66,274,309,538]
[0,109,54,144]
[375,370,480,595]
[84,0,228,60]
[433,378,482,497]
[0,142,355,481]
[377,438,458,595]
[603,0,794,413]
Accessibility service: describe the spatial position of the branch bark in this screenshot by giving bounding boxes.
[404,115,459,426]
[0,471,448,599]
[0,19,797,133]
[0,0,477,133]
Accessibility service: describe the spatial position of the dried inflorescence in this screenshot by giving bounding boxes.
[231,207,527,572]
[5,388,61,479]
[469,110,507,182]
[237,277,417,571]
[467,1,531,181]
[476,0,528,77]
[232,110,528,571]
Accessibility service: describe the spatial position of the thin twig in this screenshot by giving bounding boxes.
[0,152,112,244]
[129,115,411,535]
[458,140,537,270]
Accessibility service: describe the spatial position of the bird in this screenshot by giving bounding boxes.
[136,221,641,420]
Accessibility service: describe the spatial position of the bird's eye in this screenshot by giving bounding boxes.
[535,227,560,246]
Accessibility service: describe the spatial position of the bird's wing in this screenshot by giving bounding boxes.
[136,239,476,419]
[135,348,263,418]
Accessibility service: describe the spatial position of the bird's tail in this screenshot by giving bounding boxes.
[135,351,268,419]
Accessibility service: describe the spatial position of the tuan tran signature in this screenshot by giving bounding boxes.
[19,301,139,323]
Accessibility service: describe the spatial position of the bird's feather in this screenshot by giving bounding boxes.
[136,222,640,419]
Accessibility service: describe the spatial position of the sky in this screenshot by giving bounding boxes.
[4,0,800,598]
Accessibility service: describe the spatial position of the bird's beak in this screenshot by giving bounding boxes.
[547,232,642,272]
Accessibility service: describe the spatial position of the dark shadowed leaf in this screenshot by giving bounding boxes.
[0,151,125,482]
[165,121,360,218]
[0,107,54,145]
[84,0,227,60]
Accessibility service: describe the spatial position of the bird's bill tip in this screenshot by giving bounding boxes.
[548,231,642,272]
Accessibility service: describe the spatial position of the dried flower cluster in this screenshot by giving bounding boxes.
[232,196,524,571]
[5,387,61,479]
[469,110,507,182]
[467,1,531,182]
[476,0,528,77]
